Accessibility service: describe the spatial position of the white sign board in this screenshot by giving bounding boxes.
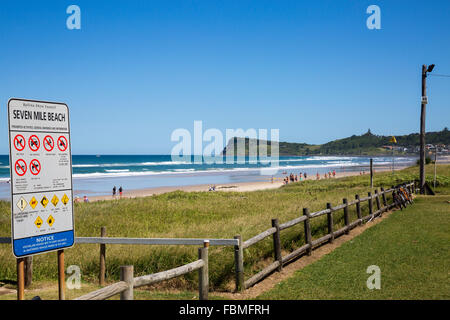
[8,98,74,257]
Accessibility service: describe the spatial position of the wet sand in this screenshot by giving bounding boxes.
[83,164,413,202]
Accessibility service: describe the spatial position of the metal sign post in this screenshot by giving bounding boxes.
[8,98,75,300]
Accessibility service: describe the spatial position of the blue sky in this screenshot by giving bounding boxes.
[1,0,449,154]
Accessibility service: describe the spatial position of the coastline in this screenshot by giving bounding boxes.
[84,164,412,202]
[2,155,448,202]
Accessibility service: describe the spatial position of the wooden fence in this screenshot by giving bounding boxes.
[232,182,415,291]
[0,236,237,289]
[0,182,414,298]
[74,240,210,300]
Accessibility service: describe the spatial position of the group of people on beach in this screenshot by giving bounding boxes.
[283,169,339,184]
[316,170,337,180]
[74,195,90,203]
[112,185,123,198]
[283,172,307,184]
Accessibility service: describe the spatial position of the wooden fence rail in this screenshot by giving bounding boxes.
[74,266,133,300]
[233,182,415,291]
[0,237,238,246]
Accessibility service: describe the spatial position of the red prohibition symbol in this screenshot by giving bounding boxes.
[29,159,41,176]
[13,134,26,151]
[28,135,40,152]
[14,159,27,176]
[57,136,68,152]
[43,135,55,152]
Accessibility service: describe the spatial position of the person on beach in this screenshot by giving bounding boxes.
[324,173,328,179]
[83,195,89,203]
[119,186,123,198]
[113,186,116,198]
[316,172,320,180]
[295,175,298,182]
[304,172,307,180]
[332,170,336,178]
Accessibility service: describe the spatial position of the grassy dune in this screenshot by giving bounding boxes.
[0,164,449,293]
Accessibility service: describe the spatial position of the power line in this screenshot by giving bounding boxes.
[429,73,450,78]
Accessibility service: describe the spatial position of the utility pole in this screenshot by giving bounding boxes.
[419,64,435,194]
[419,65,427,194]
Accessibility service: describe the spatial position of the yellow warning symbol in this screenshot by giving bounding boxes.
[16,197,27,212]
[30,196,38,209]
[51,194,59,207]
[61,193,70,206]
[41,196,49,208]
[47,215,55,227]
[35,216,43,228]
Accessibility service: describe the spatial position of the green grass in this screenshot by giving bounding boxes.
[0,164,449,294]
[257,194,450,299]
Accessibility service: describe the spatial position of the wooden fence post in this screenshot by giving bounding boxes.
[272,219,282,271]
[343,198,349,234]
[380,187,387,209]
[375,189,381,216]
[57,249,65,300]
[391,186,396,208]
[368,192,373,219]
[17,258,25,300]
[99,226,106,286]
[370,158,373,188]
[355,194,362,225]
[198,241,209,300]
[326,203,334,243]
[303,208,312,255]
[24,256,33,288]
[119,265,134,300]
[233,235,244,292]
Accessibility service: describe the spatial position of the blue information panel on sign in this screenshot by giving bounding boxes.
[8,98,74,258]
[13,231,74,257]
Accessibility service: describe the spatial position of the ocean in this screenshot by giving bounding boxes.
[0,154,417,200]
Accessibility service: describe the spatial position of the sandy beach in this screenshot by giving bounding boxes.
[84,163,415,202]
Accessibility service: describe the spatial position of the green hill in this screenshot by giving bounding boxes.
[222,128,450,156]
